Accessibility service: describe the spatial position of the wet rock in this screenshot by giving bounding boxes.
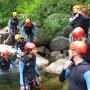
[38,46,46,54]
[55,54,65,60]
[44,48,51,55]
[0,26,9,43]
[34,28,50,46]
[62,26,73,37]
[50,51,60,57]
[49,36,69,51]
[36,54,49,68]
[44,58,67,75]
[63,49,69,56]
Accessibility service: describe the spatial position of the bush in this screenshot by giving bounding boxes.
[0,1,17,29]
[84,0,90,15]
[43,13,70,35]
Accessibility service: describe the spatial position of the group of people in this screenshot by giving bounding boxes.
[0,4,90,90]
[0,11,41,90]
[59,4,90,90]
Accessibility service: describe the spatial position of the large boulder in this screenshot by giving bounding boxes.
[38,46,46,55]
[44,58,67,75]
[36,54,49,68]
[34,28,50,46]
[0,26,9,43]
[50,51,60,57]
[49,36,69,51]
[54,26,73,38]
[62,26,73,37]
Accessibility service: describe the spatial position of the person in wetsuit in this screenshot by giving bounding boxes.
[59,41,90,90]
[18,42,41,90]
[5,12,20,47]
[21,18,36,42]
[14,34,27,52]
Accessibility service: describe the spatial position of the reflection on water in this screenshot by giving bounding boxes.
[0,70,67,90]
[0,71,19,90]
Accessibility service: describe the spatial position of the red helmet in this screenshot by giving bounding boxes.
[69,41,87,53]
[24,43,36,51]
[81,8,88,14]
[25,18,31,26]
[1,50,10,57]
[71,27,84,37]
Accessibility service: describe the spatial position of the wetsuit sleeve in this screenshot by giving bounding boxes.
[69,15,78,26]
[14,42,18,49]
[59,68,70,82]
[17,20,21,29]
[84,71,90,90]
[32,24,36,36]
[10,60,17,68]
[18,61,25,86]
[8,19,11,30]
[35,64,40,77]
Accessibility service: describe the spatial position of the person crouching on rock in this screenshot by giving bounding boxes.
[4,12,21,47]
[14,34,27,52]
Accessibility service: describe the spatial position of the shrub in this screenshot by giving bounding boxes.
[43,13,70,35]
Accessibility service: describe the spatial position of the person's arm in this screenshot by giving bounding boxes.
[17,20,21,30]
[18,61,25,86]
[35,64,40,77]
[32,24,36,36]
[59,68,70,82]
[8,19,11,29]
[84,71,90,90]
[8,19,12,33]
[59,61,72,82]
[14,42,21,51]
[69,14,79,26]
[10,60,17,68]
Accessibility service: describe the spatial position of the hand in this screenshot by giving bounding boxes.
[75,14,79,18]
[37,76,42,82]
[78,11,81,13]
[20,86,25,90]
[63,61,73,69]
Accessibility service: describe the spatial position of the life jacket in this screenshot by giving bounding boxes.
[21,54,36,80]
[10,18,19,29]
[15,40,26,51]
[24,24,34,36]
[68,62,90,90]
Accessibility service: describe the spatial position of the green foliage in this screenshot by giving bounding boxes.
[43,13,70,35]
[84,0,90,15]
[0,1,17,28]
